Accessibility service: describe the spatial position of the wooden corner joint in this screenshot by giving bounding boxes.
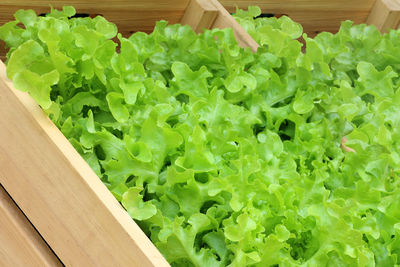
[181,0,259,52]
[366,0,400,32]
[180,0,219,33]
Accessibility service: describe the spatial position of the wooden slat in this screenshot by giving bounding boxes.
[210,0,259,52]
[279,10,372,36]
[0,185,62,267]
[222,0,375,10]
[0,60,169,267]
[180,0,218,33]
[221,0,376,35]
[366,0,400,32]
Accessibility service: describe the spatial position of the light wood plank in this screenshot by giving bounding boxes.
[367,0,400,32]
[210,0,259,52]
[0,185,62,267]
[221,0,375,12]
[181,0,218,33]
[0,61,169,267]
[221,0,376,35]
[288,10,371,36]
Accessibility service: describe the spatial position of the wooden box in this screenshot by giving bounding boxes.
[0,0,399,266]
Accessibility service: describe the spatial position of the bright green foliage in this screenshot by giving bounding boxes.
[2,6,400,267]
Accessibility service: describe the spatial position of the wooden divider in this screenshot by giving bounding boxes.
[181,0,219,33]
[209,0,259,51]
[181,0,259,51]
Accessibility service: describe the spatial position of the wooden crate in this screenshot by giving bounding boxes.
[0,0,399,266]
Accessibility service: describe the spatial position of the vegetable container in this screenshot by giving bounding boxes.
[0,0,399,266]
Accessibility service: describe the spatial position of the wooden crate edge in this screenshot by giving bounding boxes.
[0,60,169,266]
[0,185,62,267]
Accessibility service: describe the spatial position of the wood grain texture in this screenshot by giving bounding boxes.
[0,186,62,267]
[0,61,169,267]
[210,0,259,51]
[221,0,376,35]
[181,0,218,33]
[367,0,400,32]
[180,0,258,50]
